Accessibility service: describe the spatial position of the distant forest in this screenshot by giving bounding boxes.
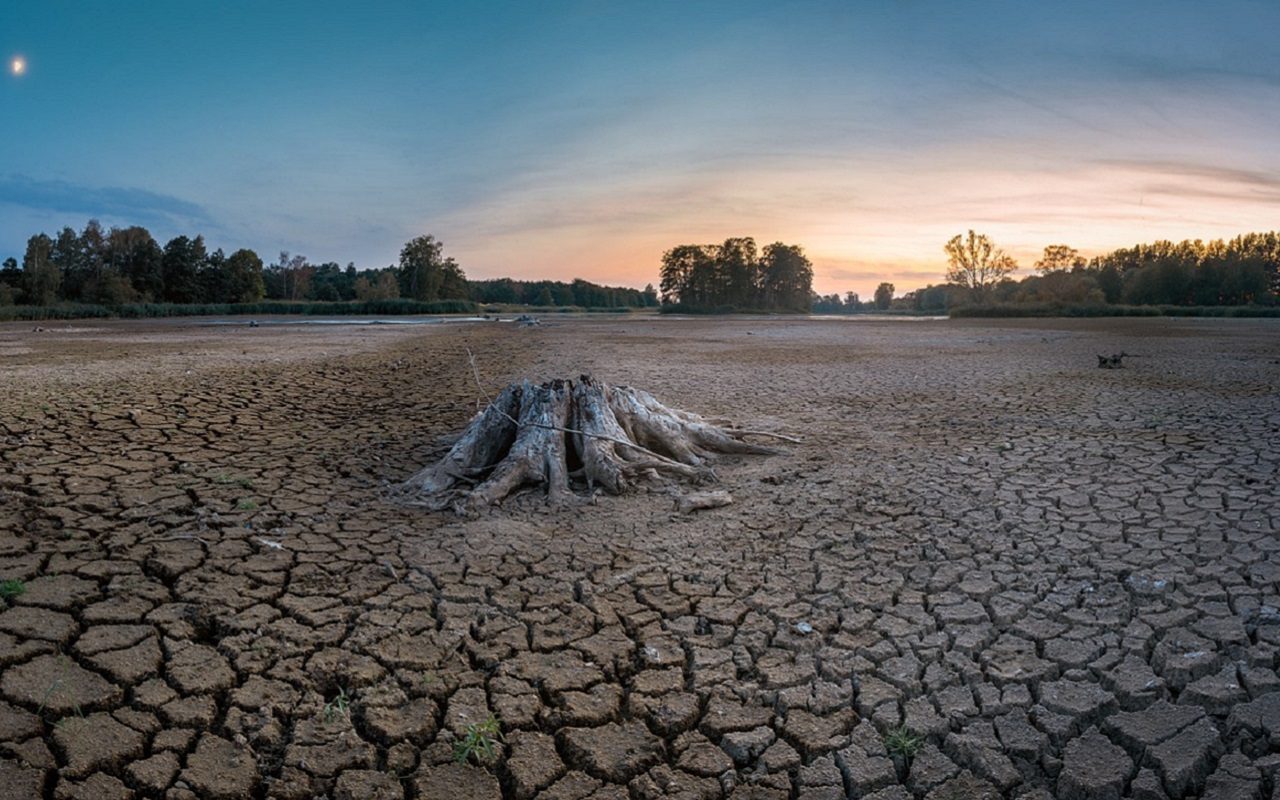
[0,221,658,311]
[814,231,1280,314]
[3,220,1278,317]
[658,237,814,312]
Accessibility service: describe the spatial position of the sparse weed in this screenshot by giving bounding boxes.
[37,650,84,723]
[236,497,259,511]
[884,726,925,762]
[214,473,255,490]
[0,579,26,600]
[323,688,351,723]
[453,714,503,766]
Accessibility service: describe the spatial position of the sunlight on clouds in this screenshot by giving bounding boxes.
[443,150,1280,298]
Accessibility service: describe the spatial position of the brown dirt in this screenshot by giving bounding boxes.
[1,314,1278,798]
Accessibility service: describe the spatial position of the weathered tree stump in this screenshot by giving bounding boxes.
[1097,352,1129,369]
[400,376,790,513]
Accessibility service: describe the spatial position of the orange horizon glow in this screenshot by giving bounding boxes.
[442,157,1280,299]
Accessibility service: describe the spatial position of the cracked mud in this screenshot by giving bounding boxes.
[1,315,1278,800]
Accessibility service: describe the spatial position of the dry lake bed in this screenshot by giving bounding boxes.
[1,314,1278,799]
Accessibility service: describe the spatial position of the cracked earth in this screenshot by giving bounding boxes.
[1,315,1278,800]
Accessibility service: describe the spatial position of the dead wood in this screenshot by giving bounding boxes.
[400,383,520,508]
[1097,352,1129,369]
[468,379,573,510]
[675,490,734,514]
[400,375,788,512]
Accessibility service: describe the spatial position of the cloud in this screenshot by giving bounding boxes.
[0,174,218,233]
[1097,160,1280,203]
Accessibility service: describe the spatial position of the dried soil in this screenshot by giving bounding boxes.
[1,314,1278,799]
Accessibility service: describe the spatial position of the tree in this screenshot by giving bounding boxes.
[0,257,21,287]
[944,230,1018,302]
[398,235,467,302]
[659,244,718,306]
[223,249,266,303]
[267,251,313,301]
[22,234,60,306]
[50,226,84,300]
[106,226,163,300]
[1035,244,1085,274]
[719,237,759,309]
[873,282,895,310]
[642,283,659,307]
[161,235,208,303]
[758,243,813,312]
[660,238,810,311]
[0,257,21,304]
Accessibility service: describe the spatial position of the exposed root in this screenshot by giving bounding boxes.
[400,375,788,512]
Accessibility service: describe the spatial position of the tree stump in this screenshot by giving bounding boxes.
[400,376,789,513]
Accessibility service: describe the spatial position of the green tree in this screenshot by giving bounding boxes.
[398,235,467,302]
[161,235,208,303]
[106,226,163,300]
[0,257,21,304]
[22,233,60,305]
[944,230,1018,303]
[223,249,266,303]
[873,282,895,310]
[50,226,84,300]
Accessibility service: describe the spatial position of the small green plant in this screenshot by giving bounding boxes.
[235,497,259,511]
[323,688,351,723]
[884,726,925,761]
[213,473,255,490]
[36,650,84,724]
[453,714,503,765]
[0,579,26,600]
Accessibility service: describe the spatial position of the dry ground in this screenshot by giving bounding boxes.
[1,314,1278,800]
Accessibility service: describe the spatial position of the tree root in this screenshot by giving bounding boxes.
[398,375,789,513]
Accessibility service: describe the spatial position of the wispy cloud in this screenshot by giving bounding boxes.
[0,175,218,233]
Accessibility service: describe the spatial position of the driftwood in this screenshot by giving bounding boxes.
[1097,352,1130,369]
[400,375,790,513]
[675,490,734,514]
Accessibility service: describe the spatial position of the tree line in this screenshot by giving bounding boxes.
[810,230,1278,315]
[658,237,813,312]
[0,220,656,310]
[867,230,1278,314]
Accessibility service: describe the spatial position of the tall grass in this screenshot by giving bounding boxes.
[0,298,480,322]
[949,303,1280,319]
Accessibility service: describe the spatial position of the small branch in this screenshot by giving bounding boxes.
[728,429,803,444]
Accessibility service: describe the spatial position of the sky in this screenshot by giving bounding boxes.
[2,1,1279,297]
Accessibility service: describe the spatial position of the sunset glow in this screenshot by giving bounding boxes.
[1,3,1277,298]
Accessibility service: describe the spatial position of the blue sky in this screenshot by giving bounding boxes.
[3,1,1279,296]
